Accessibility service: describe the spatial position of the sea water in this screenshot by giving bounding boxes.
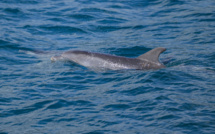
[0,0,215,133]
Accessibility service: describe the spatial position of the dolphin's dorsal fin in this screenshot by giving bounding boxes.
[137,47,166,63]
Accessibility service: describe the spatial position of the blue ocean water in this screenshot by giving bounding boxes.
[0,0,215,133]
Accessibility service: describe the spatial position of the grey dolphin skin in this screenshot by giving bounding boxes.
[51,47,166,70]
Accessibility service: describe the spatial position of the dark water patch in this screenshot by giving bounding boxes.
[46,99,70,109]
[98,120,120,128]
[107,3,131,9]
[23,24,88,35]
[1,0,39,4]
[104,46,150,57]
[155,95,171,101]
[164,0,186,6]
[38,118,54,125]
[84,130,107,134]
[0,97,13,104]
[44,11,63,18]
[97,17,127,25]
[0,55,27,66]
[1,7,29,21]
[1,100,52,118]
[38,82,84,91]
[133,100,157,112]
[175,121,214,134]
[21,88,45,98]
[22,25,44,35]
[103,104,131,110]
[90,25,131,33]
[68,14,95,21]
[132,25,147,30]
[207,53,215,61]
[120,86,152,96]
[199,18,215,22]
[47,99,95,109]
[0,43,31,54]
[0,39,11,46]
[57,117,76,122]
[87,76,120,85]
[150,70,181,83]
[39,25,87,34]
[0,132,7,134]
[4,8,23,15]
[47,17,65,22]
[157,114,178,120]
[150,8,176,17]
[55,75,84,81]
[184,12,215,18]
[179,103,203,111]
[81,7,118,15]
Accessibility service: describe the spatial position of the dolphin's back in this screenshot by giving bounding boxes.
[62,50,143,70]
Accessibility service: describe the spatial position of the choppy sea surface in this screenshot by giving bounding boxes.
[0,0,215,133]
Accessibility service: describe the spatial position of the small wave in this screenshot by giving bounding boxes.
[3,8,23,14]
[80,7,118,15]
[68,14,95,21]
[46,99,95,110]
[23,25,88,35]
[103,104,131,110]
[1,100,52,118]
[1,0,39,4]
[90,25,131,33]
[39,25,87,34]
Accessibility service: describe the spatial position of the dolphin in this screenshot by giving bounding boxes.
[51,47,166,70]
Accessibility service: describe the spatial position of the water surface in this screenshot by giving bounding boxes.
[0,0,215,133]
